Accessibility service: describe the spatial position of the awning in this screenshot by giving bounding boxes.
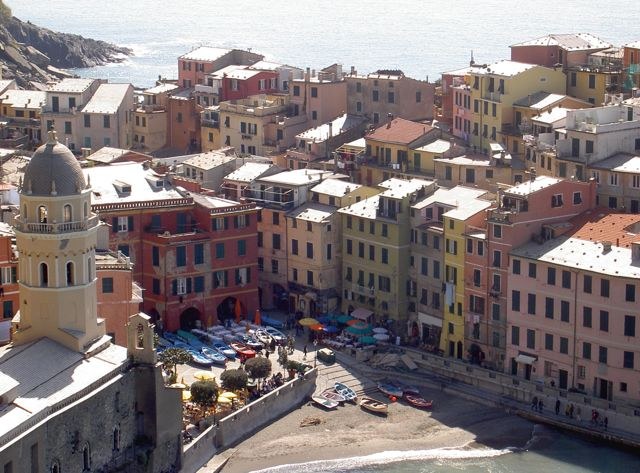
[417,312,442,328]
[515,354,537,365]
[351,308,373,320]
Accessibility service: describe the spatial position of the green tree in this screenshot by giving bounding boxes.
[190,379,218,419]
[220,369,248,391]
[277,349,288,374]
[245,357,272,387]
[158,347,192,384]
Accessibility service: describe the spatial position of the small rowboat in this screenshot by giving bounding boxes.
[334,382,358,402]
[187,349,214,366]
[201,347,227,365]
[312,395,338,409]
[392,380,420,396]
[360,396,388,415]
[211,341,236,359]
[229,342,256,362]
[321,389,346,403]
[377,382,403,398]
[404,394,433,409]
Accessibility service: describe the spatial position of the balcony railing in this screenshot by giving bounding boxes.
[482,91,502,102]
[16,215,99,234]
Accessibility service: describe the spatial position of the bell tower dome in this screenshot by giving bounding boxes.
[12,130,107,353]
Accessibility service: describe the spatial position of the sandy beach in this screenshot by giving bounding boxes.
[217,380,534,473]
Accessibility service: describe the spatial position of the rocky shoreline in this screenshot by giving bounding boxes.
[0,10,131,87]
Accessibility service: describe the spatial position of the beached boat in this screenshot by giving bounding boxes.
[237,334,264,351]
[334,382,358,402]
[389,379,420,395]
[229,342,256,362]
[187,349,214,366]
[264,326,287,345]
[312,395,338,409]
[254,328,273,347]
[321,389,346,403]
[404,394,433,409]
[201,347,227,365]
[210,341,236,359]
[377,382,403,398]
[360,396,388,415]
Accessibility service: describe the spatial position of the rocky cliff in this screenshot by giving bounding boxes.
[0,9,131,87]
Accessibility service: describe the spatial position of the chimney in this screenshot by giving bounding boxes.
[350,66,355,75]
[306,67,310,81]
[602,241,612,254]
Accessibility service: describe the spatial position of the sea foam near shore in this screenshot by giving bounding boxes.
[247,444,514,473]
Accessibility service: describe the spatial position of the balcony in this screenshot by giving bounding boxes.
[15,215,99,234]
[195,84,216,94]
[482,91,502,103]
[201,118,219,128]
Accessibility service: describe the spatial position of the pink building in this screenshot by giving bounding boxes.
[510,33,611,70]
[177,47,263,88]
[507,210,640,402]
[440,66,475,131]
[474,176,597,371]
[451,82,472,144]
[220,69,279,102]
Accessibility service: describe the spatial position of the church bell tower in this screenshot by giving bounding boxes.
[12,130,106,353]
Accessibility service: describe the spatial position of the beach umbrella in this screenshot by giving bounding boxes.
[323,325,340,334]
[360,336,377,345]
[347,319,369,329]
[254,309,262,326]
[317,316,331,325]
[169,382,187,389]
[234,299,242,323]
[182,390,192,402]
[310,323,325,331]
[345,325,372,336]
[219,391,238,399]
[217,396,232,405]
[336,314,353,324]
[299,317,319,327]
[193,371,215,381]
[373,333,390,341]
[372,327,388,334]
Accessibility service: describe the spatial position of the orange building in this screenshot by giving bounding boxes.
[0,222,18,344]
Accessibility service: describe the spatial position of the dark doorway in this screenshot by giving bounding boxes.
[217,297,236,325]
[179,307,201,331]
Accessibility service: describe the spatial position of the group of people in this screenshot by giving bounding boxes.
[530,396,544,412]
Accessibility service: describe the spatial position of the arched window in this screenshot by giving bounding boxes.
[38,205,48,223]
[64,204,72,222]
[23,204,27,220]
[83,202,88,219]
[40,262,48,287]
[51,461,60,473]
[66,262,74,285]
[83,444,91,470]
[136,323,144,349]
[87,258,92,282]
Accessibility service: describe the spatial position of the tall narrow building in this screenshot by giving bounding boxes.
[12,130,106,353]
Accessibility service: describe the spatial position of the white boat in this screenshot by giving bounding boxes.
[312,395,338,409]
[334,382,357,402]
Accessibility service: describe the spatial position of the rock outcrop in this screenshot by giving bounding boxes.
[0,10,131,87]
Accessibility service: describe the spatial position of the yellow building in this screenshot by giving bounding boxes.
[439,199,491,358]
[468,61,566,154]
[339,178,435,334]
[433,153,521,192]
[360,117,441,186]
[0,88,46,147]
[201,105,222,151]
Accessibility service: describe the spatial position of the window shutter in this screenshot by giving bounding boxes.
[245,215,250,226]
[246,268,251,284]
[128,216,134,231]
[186,278,192,293]
[112,217,117,233]
[224,217,229,230]
[234,216,238,228]
[172,280,177,295]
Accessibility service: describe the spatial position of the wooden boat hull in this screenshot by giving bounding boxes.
[405,394,433,409]
[229,342,256,361]
[312,395,338,409]
[360,396,388,415]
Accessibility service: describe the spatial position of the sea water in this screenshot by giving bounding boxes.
[8,2,640,470]
[8,0,640,88]
[247,426,640,473]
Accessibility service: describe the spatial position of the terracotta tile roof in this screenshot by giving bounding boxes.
[366,118,433,145]
[568,208,640,248]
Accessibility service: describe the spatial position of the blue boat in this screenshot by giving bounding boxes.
[187,349,214,366]
[260,314,284,329]
[210,341,236,359]
[201,347,227,365]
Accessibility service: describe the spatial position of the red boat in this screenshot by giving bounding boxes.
[404,394,433,409]
[229,342,256,362]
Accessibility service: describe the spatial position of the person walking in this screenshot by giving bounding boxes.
[604,417,608,431]
[531,396,538,411]
[303,344,308,360]
[555,399,561,415]
[538,398,544,413]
